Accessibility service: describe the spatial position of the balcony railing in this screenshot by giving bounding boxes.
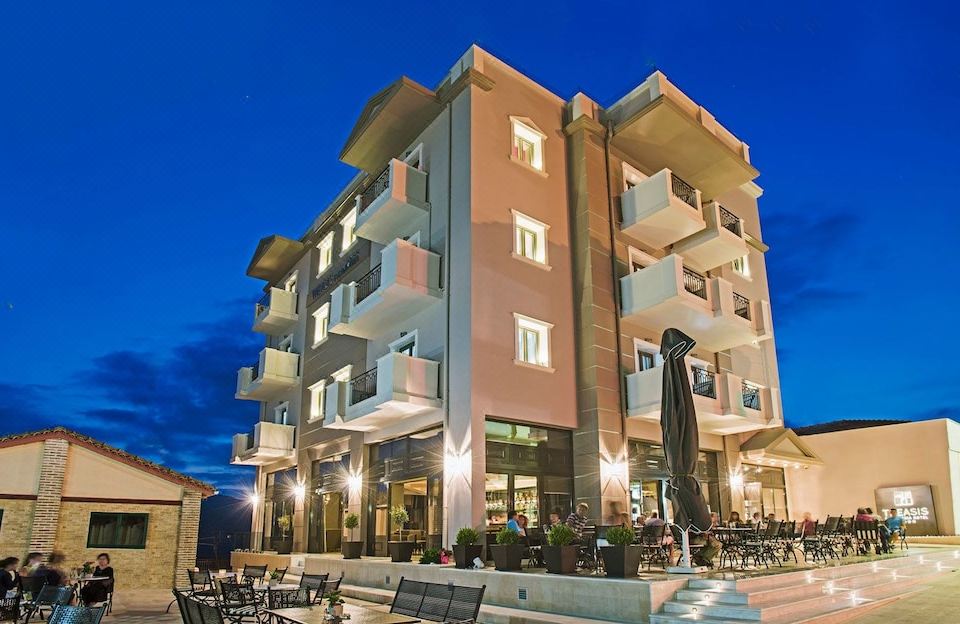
[359,166,391,213]
[255,291,271,318]
[733,292,751,319]
[244,429,255,450]
[682,267,708,300]
[691,368,716,399]
[354,265,382,304]
[742,382,761,410]
[251,360,261,381]
[719,205,742,236]
[350,367,378,405]
[670,173,698,209]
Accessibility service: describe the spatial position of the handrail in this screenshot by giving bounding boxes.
[742,382,761,410]
[359,165,391,213]
[691,368,716,399]
[670,173,698,209]
[733,292,751,319]
[682,267,707,300]
[718,205,742,237]
[255,291,271,318]
[349,367,378,405]
[354,265,382,304]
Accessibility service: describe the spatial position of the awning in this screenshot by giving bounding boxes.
[246,235,305,282]
[739,428,824,467]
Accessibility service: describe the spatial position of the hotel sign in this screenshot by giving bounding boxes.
[875,485,939,535]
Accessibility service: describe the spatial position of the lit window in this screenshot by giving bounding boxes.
[514,314,552,369]
[510,118,545,172]
[340,208,357,254]
[512,210,548,266]
[317,232,334,275]
[308,381,326,422]
[312,304,329,347]
[732,254,751,278]
[274,402,289,425]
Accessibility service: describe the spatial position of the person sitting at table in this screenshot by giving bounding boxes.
[726,511,742,527]
[749,512,762,526]
[542,509,561,532]
[79,553,114,606]
[886,508,904,537]
[800,512,817,537]
[37,551,68,586]
[565,503,590,543]
[644,511,674,556]
[619,512,632,528]
[505,511,525,537]
[0,557,19,597]
[765,513,777,524]
[19,552,43,579]
[517,514,529,535]
[855,507,872,521]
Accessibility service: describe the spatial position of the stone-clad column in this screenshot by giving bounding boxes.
[174,490,203,588]
[29,438,69,554]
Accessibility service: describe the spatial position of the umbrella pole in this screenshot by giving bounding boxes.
[666,526,708,574]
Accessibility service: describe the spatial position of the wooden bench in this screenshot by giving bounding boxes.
[389,577,485,623]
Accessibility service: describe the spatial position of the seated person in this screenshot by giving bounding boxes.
[38,552,68,586]
[542,509,561,532]
[0,557,19,598]
[505,511,525,537]
[749,512,762,526]
[726,511,742,527]
[79,553,114,606]
[885,508,905,539]
[565,503,590,543]
[800,512,817,537]
[690,513,722,568]
[643,511,674,555]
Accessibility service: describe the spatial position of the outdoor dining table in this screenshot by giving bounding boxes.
[268,604,420,624]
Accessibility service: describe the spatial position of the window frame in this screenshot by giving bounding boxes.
[307,380,326,423]
[340,207,358,255]
[732,253,751,279]
[312,303,330,348]
[389,331,418,358]
[510,210,550,269]
[513,313,554,372]
[509,117,547,174]
[274,401,290,425]
[86,512,149,549]
[316,232,335,277]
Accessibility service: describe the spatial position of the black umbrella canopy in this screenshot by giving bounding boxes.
[660,328,712,532]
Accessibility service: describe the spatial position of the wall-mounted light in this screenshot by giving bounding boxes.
[444,451,471,478]
[599,457,627,492]
[347,473,363,496]
[293,483,306,503]
[248,492,260,506]
[729,471,744,489]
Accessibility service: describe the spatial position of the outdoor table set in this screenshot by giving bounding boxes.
[268,603,421,624]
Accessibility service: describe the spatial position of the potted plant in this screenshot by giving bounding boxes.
[600,525,641,578]
[543,523,578,574]
[490,527,523,571]
[275,513,293,554]
[387,505,415,562]
[342,512,363,559]
[324,590,345,618]
[453,527,483,569]
[268,570,281,587]
[419,547,441,564]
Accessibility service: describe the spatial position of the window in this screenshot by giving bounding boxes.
[284,271,298,293]
[732,254,751,278]
[308,381,326,422]
[638,351,655,371]
[316,232,334,276]
[510,118,545,172]
[511,210,549,267]
[312,304,330,347]
[514,314,553,370]
[87,512,149,549]
[340,208,357,254]
[274,402,290,425]
[278,334,294,353]
[633,338,662,372]
[389,331,417,357]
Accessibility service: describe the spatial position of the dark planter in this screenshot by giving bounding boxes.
[274,537,293,555]
[600,545,642,578]
[342,541,363,559]
[388,541,415,563]
[490,544,523,571]
[453,544,483,569]
[543,545,578,574]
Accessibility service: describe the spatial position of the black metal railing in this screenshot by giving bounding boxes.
[255,291,271,318]
[670,173,698,209]
[354,265,382,304]
[359,165,391,213]
[742,382,761,410]
[733,292,751,319]
[349,367,378,405]
[691,368,716,399]
[683,267,708,299]
[719,205,742,236]
[250,360,261,381]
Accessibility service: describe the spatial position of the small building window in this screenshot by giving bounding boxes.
[513,314,553,370]
[274,402,290,424]
[312,304,329,347]
[732,254,751,278]
[510,118,546,172]
[511,210,549,266]
[308,381,326,422]
[87,512,149,549]
[340,208,357,254]
[317,232,334,276]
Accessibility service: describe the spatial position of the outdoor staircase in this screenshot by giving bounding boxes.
[650,550,959,624]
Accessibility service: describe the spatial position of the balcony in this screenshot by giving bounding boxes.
[323,352,441,431]
[252,287,298,334]
[671,202,750,271]
[607,71,758,198]
[620,169,705,248]
[354,159,429,245]
[235,348,300,401]
[328,239,441,339]
[619,254,772,351]
[626,367,777,434]
[230,421,296,466]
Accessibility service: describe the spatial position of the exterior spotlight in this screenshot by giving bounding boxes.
[729,472,744,489]
[293,483,306,502]
[248,492,260,506]
[444,451,471,477]
[347,473,363,495]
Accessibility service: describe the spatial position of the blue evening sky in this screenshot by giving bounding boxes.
[2,1,958,491]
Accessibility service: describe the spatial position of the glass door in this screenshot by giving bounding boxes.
[485,473,509,527]
[513,475,539,528]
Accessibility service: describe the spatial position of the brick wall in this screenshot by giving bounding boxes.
[173,490,202,587]
[30,439,69,554]
[55,501,182,589]
[0,499,36,558]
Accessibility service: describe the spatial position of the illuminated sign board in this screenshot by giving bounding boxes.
[875,485,939,535]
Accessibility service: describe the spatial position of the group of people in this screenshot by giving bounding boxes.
[0,551,114,605]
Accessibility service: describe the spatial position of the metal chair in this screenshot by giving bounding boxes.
[240,565,267,586]
[266,587,310,609]
[297,573,328,604]
[446,584,485,624]
[47,605,106,624]
[742,520,782,568]
[270,567,288,584]
[24,585,75,624]
[218,581,259,624]
[640,525,670,570]
[0,595,20,624]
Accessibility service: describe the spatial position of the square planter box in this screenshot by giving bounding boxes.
[490,544,523,571]
[600,545,642,578]
[388,541,416,563]
[342,541,363,559]
[543,545,578,574]
[453,544,483,569]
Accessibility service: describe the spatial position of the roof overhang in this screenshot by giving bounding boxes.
[339,77,441,174]
[246,235,305,282]
[739,427,824,468]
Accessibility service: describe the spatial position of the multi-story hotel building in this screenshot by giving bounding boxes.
[230,46,802,556]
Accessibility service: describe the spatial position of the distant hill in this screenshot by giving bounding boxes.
[197,495,253,564]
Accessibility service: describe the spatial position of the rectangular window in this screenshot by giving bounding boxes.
[510,119,545,172]
[340,208,357,254]
[512,211,549,266]
[514,314,552,369]
[87,512,149,549]
[317,232,334,276]
[274,402,289,425]
[308,381,326,422]
[732,254,751,278]
[312,304,330,347]
[638,351,655,371]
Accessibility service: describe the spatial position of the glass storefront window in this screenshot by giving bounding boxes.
[742,463,788,519]
[485,473,509,526]
[628,440,723,522]
[307,455,349,553]
[263,468,297,552]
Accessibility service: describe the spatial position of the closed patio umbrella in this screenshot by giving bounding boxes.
[660,328,711,570]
